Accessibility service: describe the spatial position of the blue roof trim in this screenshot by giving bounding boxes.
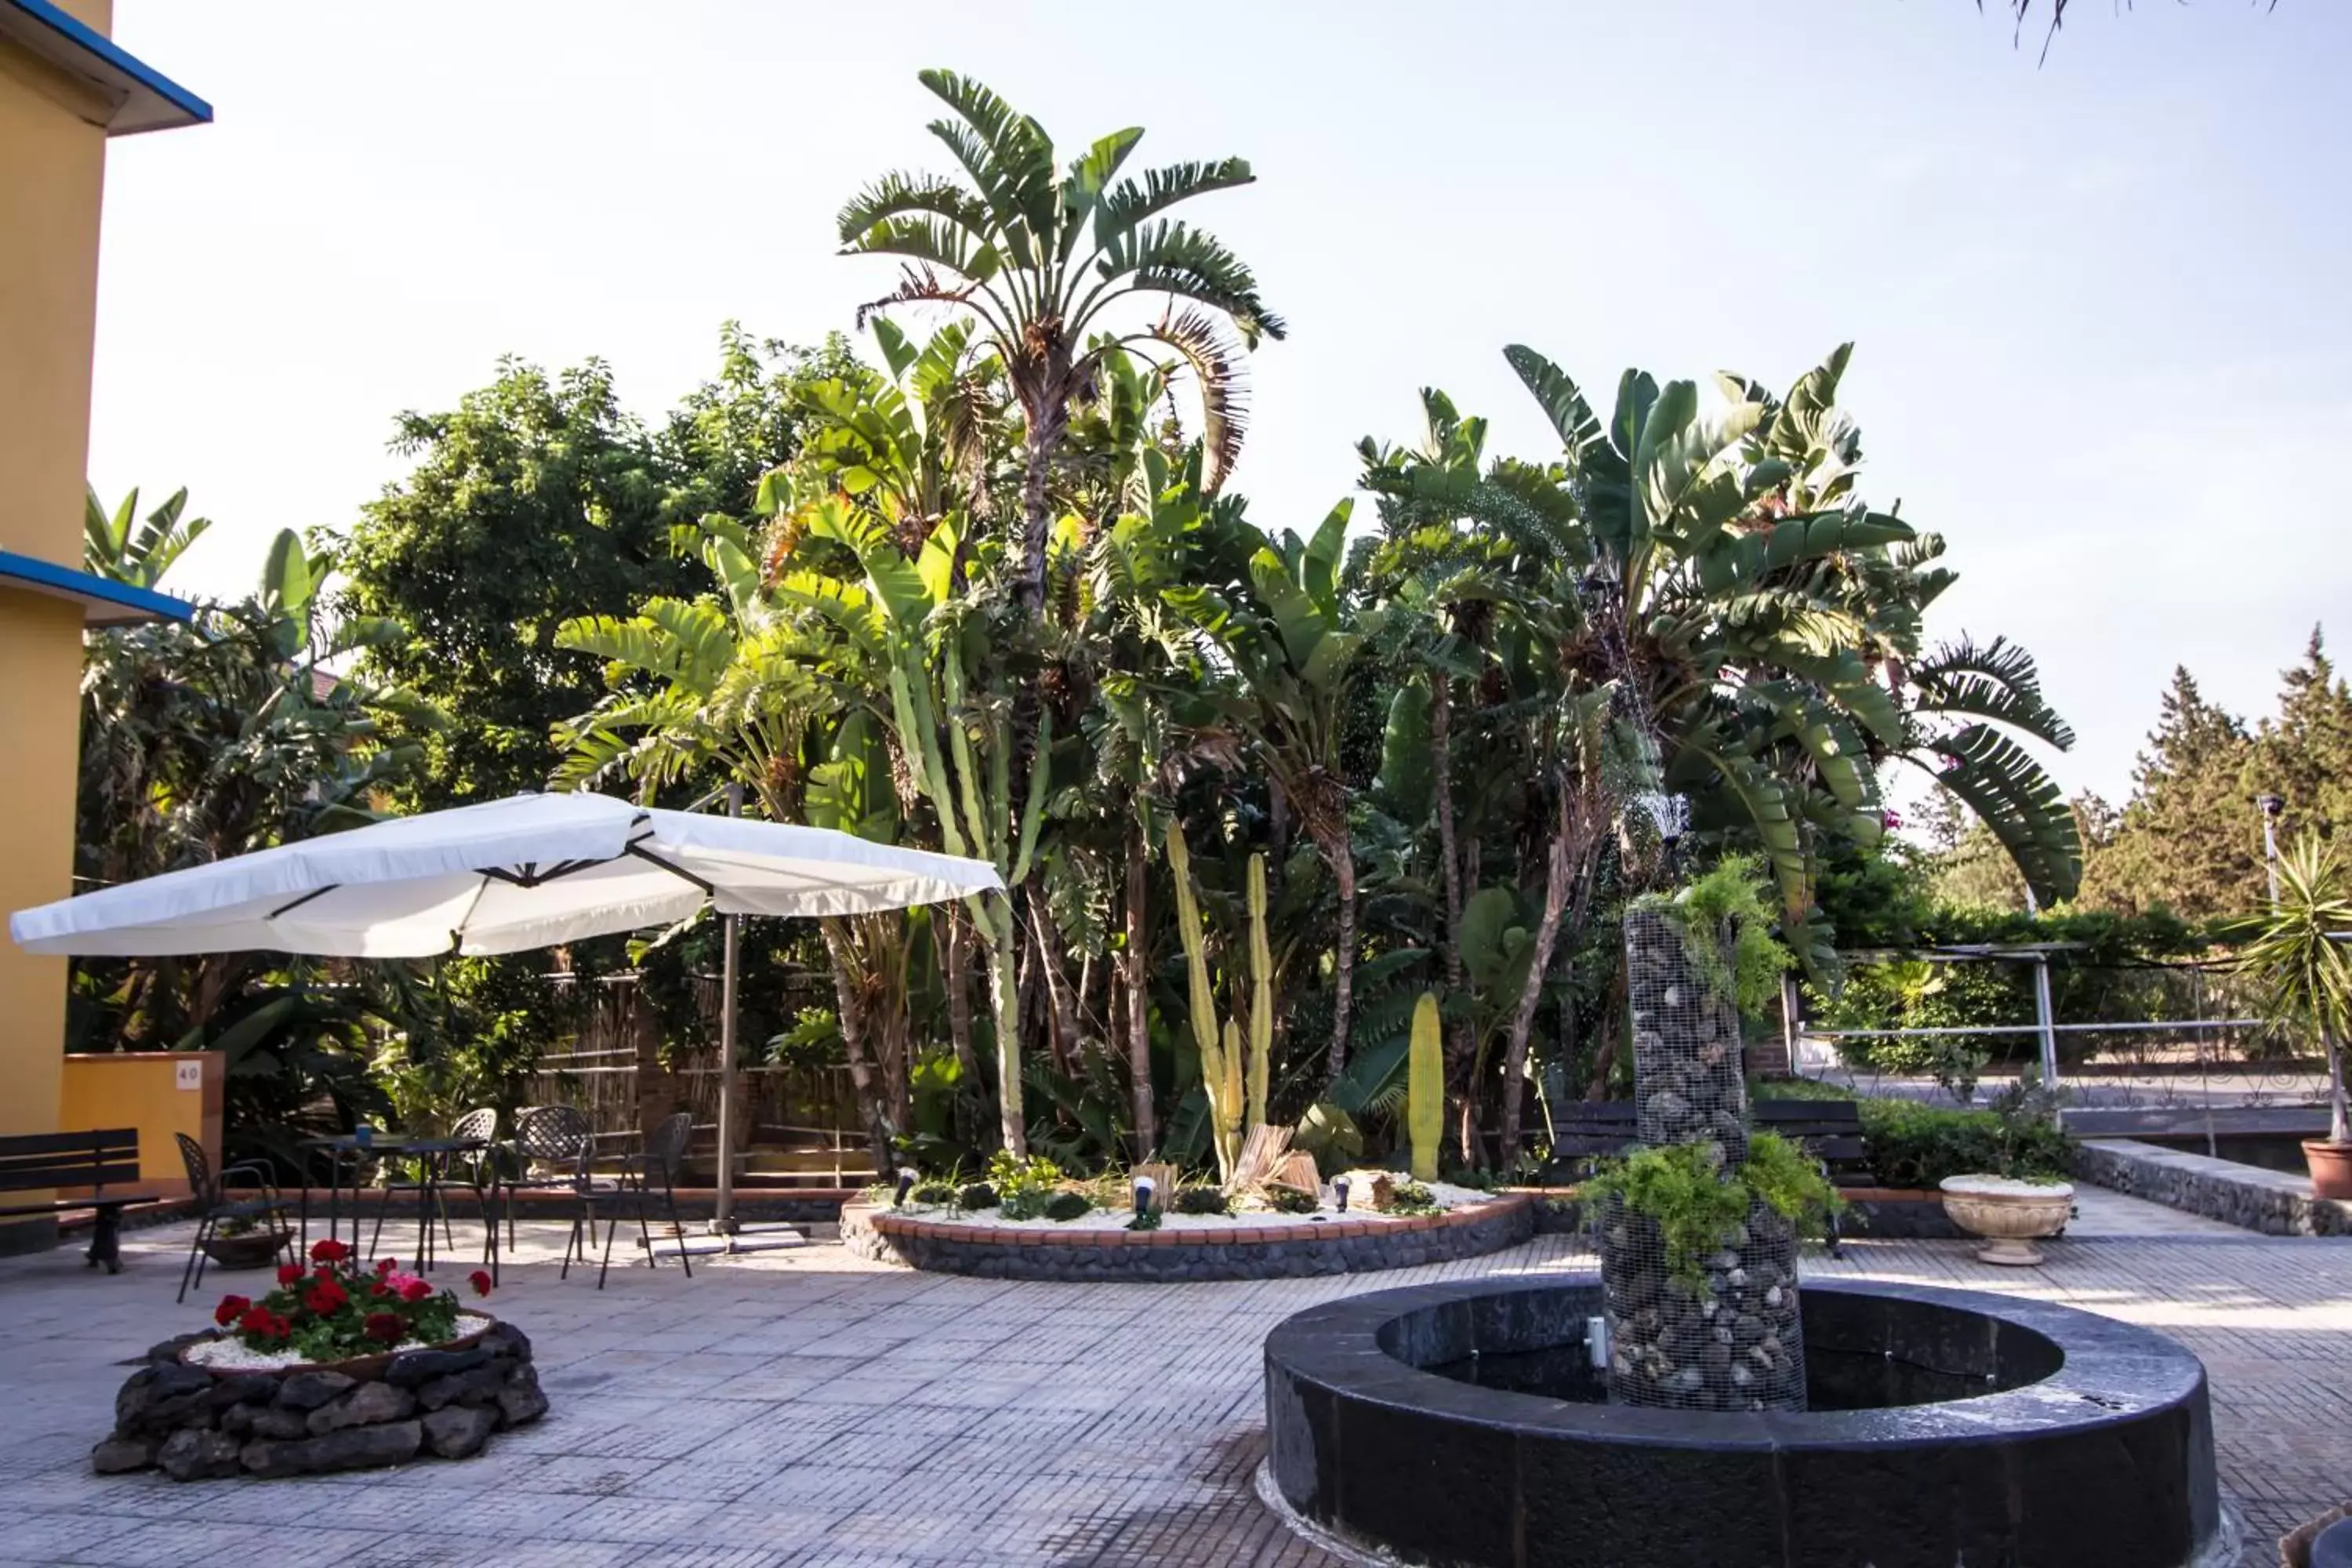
[0,550,197,626]
[0,0,212,135]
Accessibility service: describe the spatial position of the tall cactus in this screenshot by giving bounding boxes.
[1246,852,1272,1132]
[1408,991,1443,1182]
[1218,1018,1246,1170]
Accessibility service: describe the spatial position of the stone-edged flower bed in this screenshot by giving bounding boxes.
[95,1316,546,1480]
[843,1191,1536,1281]
[94,1237,547,1481]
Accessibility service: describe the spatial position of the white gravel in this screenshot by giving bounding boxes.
[897,1180,1499,1232]
[183,1313,493,1372]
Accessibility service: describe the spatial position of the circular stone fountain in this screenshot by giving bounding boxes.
[1261,1276,2231,1568]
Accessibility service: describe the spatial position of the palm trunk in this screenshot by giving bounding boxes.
[1015,392,1068,618]
[818,917,896,1178]
[1316,825,1357,1086]
[1500,782,1601,1169]
[1431,676,1475,1160]
[1125,818,1156,1156]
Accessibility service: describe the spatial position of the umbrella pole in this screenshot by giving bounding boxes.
[710,785,742,1243]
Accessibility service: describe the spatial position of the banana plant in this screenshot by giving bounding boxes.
[768,494,1048,1155]
[837,70,1283,615]
[1167,502,1390,1086]
[84,484,210,590]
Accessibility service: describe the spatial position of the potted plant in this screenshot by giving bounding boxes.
[199,1214,288,1272]
[1936,1072,2075,1265]
[2232,833,2352,1199]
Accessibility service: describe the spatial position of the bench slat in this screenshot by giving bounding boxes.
[0,1129,137,1159]
[0,1162,145,1192]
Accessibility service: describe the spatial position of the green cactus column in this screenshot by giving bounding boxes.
[1408,992,1443,1182]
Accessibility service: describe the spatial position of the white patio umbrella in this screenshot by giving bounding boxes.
[9,791,1004,1230]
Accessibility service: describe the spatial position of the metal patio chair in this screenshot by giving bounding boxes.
[174,1132,295,1304]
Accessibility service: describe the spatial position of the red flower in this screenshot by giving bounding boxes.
[375,1257,397,1276]
[397,1278,434,1304]
[467,1270,493,1298]
[275,1264,303,1286]
[368,1279,390,1298]
[361,1311,408,1345]
[303,1279,349,1315]
[308,1237,350,1264]
[212,1294,251,1327]
[236,1305,279,1338]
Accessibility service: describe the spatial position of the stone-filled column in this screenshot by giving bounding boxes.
[1601,907,1805,1411]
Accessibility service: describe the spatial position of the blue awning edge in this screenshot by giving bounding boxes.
[0,0,211,135]
[0,550,198,626]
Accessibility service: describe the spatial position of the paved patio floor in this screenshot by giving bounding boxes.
[1,1207,2344,1566]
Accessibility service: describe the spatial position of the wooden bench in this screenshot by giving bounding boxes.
[0,1129,158,1274]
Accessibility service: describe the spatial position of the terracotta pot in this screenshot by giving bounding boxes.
[1938,1176,2074,1266]
[2303,1140,2352,1200]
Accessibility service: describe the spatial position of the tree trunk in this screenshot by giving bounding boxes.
[1125,818,1156,1157]
[943,905,978,1145]
[1500,781,1602,1170]
[818,917,896,1178]
[1316,825,1358,1086]
[1030,898,1080,1067]
[1584,963,1627,1102]
[1431,675,1475,1160]
[983,900,1026,1156]
[1015,391,1069,618]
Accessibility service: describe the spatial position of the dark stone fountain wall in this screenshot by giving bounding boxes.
[1603,908,1805,1412]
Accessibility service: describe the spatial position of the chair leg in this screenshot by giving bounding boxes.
[368,1184,393,1258]
[666,1188,692,1278]
[560,1203,581,1281]
[188,1214,213,1302]
[177,1214,210,1305]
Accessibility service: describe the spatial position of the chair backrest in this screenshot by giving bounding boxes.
[448,1107,499,1144]
[0,1130,140,1197]
[641,1112,693,1189]
[514,1105,592,1166]
[173,1131,218,1207]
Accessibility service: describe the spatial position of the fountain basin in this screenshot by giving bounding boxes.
[1261,1276,2227,1568]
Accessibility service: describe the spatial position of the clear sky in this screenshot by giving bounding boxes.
[85,1,2348,808]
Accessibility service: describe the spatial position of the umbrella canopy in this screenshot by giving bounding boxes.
[9,792,1004,957]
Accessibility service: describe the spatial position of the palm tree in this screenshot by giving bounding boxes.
[2232,834,2352,1148]
[837,70,1285,616]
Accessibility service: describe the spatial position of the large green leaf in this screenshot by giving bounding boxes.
[1377,677,1434,822]
[1915,726,2082,905]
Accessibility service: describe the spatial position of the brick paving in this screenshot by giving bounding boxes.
[1,1212,2343,1566]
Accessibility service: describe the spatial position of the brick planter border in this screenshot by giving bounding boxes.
[841,1193,1536,1281]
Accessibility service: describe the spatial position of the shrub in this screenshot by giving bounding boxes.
[1172,1185,1230,1216]
[1581,1133,1838,1293]
[1386,1178,1439,1216]
[955,1181,999,1212]
[909,1181,955,1206]
[989,1152,1065,1220]
[1265,1186,1319,1214]
[1857,1099,2072,1187]
[1042,1190,1093,1222]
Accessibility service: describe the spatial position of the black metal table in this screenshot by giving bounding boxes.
[297,1134,496,1275]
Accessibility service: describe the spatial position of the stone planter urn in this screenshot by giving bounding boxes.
[1939,1175,2075,1265]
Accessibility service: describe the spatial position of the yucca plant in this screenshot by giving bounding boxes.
[2231,834,2352,1148]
